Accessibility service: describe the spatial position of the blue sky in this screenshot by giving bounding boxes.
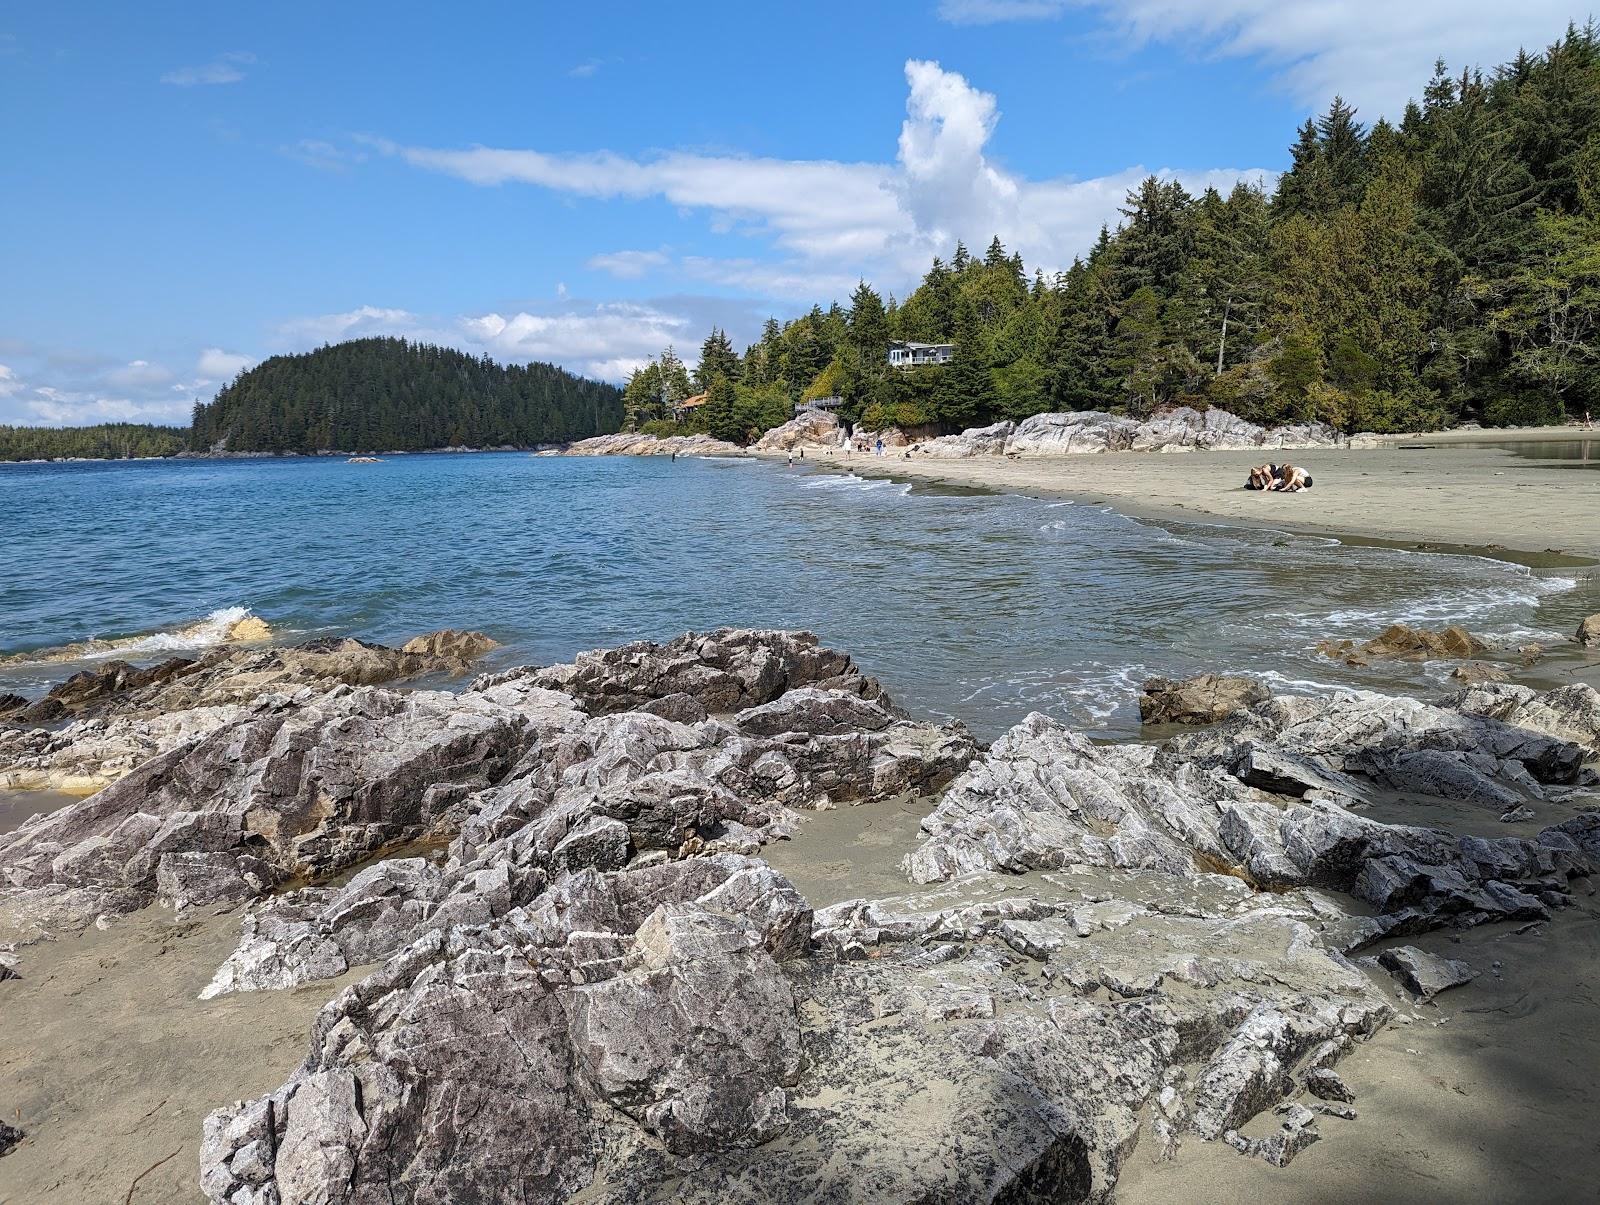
[0,0,1586,425]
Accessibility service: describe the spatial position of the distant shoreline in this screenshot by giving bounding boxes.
[761,428,1600,564]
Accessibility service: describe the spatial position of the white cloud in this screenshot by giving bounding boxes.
[197,347,254,378]
[938,1,1581,117]
[378,60,1269,291]
[24,387,190,426]
[0,364,21,397]
[277,305,428,345]
[587,249,671,279]
[104,359,175,389]
[160,51,255,87]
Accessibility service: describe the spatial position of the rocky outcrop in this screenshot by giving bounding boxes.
[1579,613,1600,647]
[558,433,745,457]
[905,406,1376,459]
[0,631,497,726]
[1319,623,1490,667]
[6,628,1596,1201]
[1140,674,1269,725]
[0,1121,22,1158]
[915,420,1016,458]
[488,628,892,717]
[753,410,845,451]
[905,688,1595,934]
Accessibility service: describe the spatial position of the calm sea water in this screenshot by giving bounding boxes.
[1,453,1593,739]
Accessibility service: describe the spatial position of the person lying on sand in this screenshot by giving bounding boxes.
[1245,463,1314,492]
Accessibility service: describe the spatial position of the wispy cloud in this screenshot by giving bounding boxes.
[586,249,671,279]
[280,138,368,172]
[568,57,609,78]
[937,1,1582,116]
[161,51,254,87]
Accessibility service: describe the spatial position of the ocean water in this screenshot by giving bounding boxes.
[1,452,1593,739]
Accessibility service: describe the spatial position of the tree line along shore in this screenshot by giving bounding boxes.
[5,26,1597,464]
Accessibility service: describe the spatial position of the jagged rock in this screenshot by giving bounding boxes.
[399,628,498,660]
[1225,1102,1321,1167]
[498,628,892,717]
[560,433,745,457]
[0,1121,22,1157]
[913,421,1015,458]
[0,694,28,720]
[1320,623,1490,667]
[1139,675,1269,726]
[1007,411,1140,455]
[1443,682,1600,752]
[1305,1066,1355,1103]
[752,411,844,451]
[1577,613,1600,647]
[0,686,533,933]
[0,632,499,728]
[1378,945,1478,1000]
[0,702,251,792]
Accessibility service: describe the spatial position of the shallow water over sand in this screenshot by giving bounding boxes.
[1,452,1594,739]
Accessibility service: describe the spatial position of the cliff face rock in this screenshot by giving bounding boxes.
[559,433,746,457]
[4,629,1597,1202]
[1578,613,1600,647]
[753,411,845,451]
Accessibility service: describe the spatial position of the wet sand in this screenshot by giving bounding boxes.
[773,428,1600,560]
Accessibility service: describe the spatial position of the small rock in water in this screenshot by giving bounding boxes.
[1499,805,1536,823]
[1378,946,1478,1001]
[1138,674,1269,726]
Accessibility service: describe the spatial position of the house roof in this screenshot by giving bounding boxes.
[675,392,709,409]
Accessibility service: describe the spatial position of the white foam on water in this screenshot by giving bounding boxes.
[2,606,267,666]
[800,474,904,494]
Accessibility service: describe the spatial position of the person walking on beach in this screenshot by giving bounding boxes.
[786,452,794,467]
[875,437,884,457]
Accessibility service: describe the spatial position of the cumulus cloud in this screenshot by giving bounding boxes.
[0,364,21,397]
[160,51,255,87]
[376,60,1269,293]
[197,348,254,378]
[938,1,1580,116]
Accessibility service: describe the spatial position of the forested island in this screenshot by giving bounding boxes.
[631,26,1600,443]
[188,338,624,454]
[0,423,188,463]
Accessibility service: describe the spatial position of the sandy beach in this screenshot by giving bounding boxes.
[769,427,1600,561]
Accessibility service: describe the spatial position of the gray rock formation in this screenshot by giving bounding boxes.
[1139,674,1269,725]
[4,627,1595,1201]
[559,433,746,457]
[752,411,845,451]
[901,406,1376,459]
[1377,945,1478,1000]
[0,1121,22,1158]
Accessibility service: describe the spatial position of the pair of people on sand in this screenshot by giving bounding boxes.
[1245,462,1313,492]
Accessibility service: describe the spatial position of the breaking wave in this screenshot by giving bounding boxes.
[0,607,271,666]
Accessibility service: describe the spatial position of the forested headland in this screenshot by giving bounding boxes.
[0,423,188,462]
[189,338,624,454]
[630,26,1600,443]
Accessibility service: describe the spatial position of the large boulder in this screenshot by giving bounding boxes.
[754,411,844,451]
[1320,624,1490,666]
[1005,411,1140,455]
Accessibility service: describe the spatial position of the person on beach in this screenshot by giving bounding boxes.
[786,452,794,467]
[1245,463,1313,492]
[875,438,885,457]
